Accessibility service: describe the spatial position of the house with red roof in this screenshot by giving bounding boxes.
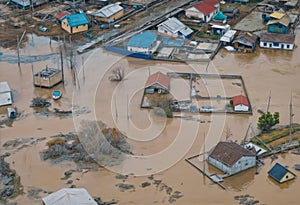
[232,95,249,112]
[145,72,170,94]
[55,11,70,25]
[185,0,221,22]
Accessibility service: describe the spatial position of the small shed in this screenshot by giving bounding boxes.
[222,7,239,18]
[145,71,170,94]
[220,29,237,45]
[208,141,256,176]
[42,188,97,205]
[33,66,63,88]
[232,32,258,53]
[211,24,230,36]
[268,163,296,183]
[62,13,90,34]
[232,95,249,112]
[213,11,227,23]
[0,82,13,106]
[267,14,290,34]
[127,30,159,54]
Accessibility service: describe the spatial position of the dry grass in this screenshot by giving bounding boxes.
[46,138,65,147]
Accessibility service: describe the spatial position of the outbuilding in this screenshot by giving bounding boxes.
[88,3,124,23]
[0,82,13,106]
[185,1,218,22]
[208,141,256,176]
[33,66,63,88]
[268,163,296,183]
[232,95,249,112]
[145,71,170,94]
[232,32,258,53]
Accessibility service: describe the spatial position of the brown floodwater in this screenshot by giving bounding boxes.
[1,30,300,204]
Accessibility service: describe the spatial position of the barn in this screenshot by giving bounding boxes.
[208,141,256,176]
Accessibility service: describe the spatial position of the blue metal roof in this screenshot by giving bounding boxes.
[127,31,157,49]
[268,163,293,182]
[66,13,89,27]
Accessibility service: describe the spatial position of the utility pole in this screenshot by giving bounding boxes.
[266,90,271,113]
[289,92,294,144]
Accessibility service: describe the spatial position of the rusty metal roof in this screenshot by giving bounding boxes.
[209,141,256,167]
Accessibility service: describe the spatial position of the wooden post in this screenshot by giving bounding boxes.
[266,90,271,113]
[17,35,20,67]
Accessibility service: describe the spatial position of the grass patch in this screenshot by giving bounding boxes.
[197,31,219,40]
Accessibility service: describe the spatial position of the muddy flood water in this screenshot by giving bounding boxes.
[1,30,300,205]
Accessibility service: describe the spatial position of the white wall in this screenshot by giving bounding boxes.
[234,104,249,111]
[260,41,294,50]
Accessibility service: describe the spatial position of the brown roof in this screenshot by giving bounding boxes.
[260,32,295,44]
[235,32,258,44]
[56,11,70,20]
[209,141,256,166]
[145,71,170,90]
[267,14,291,27]
[232,95,249,106]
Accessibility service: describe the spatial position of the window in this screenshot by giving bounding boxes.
[287,45,290,49]
[286,175,289,179]
[273,42,279,47]
[263,42,267,46]
[245,163,248,166]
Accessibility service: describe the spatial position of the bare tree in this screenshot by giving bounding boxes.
[224,126,232,141]
[109,66,125,82]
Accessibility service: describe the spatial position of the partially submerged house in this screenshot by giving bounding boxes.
[268,163,296,183]
[267,13,291,34]
[61,13,90,34]
[145,71,170,94]
[260,32,295,50]
[0,82,13,106]
[33,66,63,88]
[232,95,249,112]
[42,188,97,205]
[10,0,48,10]
[127,30,159,54]
[87,3,124,23]
[157,17,193,39]
[185,1,218,22]
[232,32,258,53]
[208,141,256,176]
[210,24,230,36]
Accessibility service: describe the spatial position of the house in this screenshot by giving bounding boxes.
[284,0,299,10]
[10,0,48,10]
[232,32,258,53]
[55,11,70,25]
[157,17,193,39]
[145,71,170,94]
[0,82,13,107]
[185,1,218,22]
[127,31,160,54]
[260,32,295,50]
[61,13,90,34]
[42,188,97,205]
[87,3,124,23]
[33,66,63,88]
[267,14,290,34]
[220,29,237,45]
[210,24,230,36]
[232,95,249,112]
[268,163,296,183]
[208,141,256,176]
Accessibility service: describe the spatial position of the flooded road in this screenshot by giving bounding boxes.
[1,31,300,204]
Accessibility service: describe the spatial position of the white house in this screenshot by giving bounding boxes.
[0,82,13,107]
[220,29,237,45]
[260,32,295,50]
[232,95,249,112]
[185,0,219,22]
[157,17,193,39]
[208,141,256,176]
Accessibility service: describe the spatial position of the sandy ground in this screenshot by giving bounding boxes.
[1,27,300,205]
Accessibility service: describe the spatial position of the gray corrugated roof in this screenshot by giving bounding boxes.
[0,82,11,93]
[158,17,193,37]
[91,3,123,18]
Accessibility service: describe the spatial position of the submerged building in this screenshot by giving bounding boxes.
[33,66,63,88]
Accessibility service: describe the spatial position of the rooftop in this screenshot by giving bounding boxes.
[89,3,123,18]
[209,141,256,167]
[145,71,170,90]
[65,13,89,27]
[194,1,216,15]
[268,163,296,183]
[158,17,193,37]
[0,81,11,93]
[260,32,295,44]
[127,30,157,49]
